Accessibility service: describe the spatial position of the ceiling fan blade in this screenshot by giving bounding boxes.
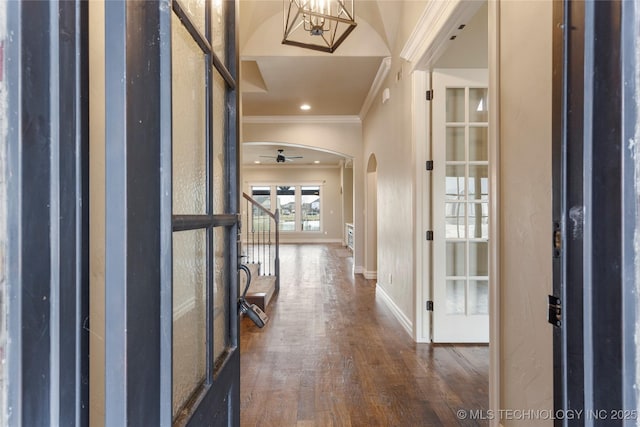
[259,155,277,159]
[286,156,304,159]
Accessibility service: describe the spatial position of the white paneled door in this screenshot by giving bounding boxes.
[432,69,489,343]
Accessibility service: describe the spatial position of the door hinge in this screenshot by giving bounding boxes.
[426,89,434,101]
[548,295,561,327]
[426,160,434,171]
[426,300,434,311]
[426,230,434,241]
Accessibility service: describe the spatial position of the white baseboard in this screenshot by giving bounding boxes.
[375,284,413,338]
[354,265,365,274]
[363,270,377,280]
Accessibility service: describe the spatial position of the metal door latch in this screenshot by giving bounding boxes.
[548,295,561,327]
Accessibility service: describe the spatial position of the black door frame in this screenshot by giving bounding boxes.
[5,0,89,425]
[103,1,240,425]
[552,0,639,425]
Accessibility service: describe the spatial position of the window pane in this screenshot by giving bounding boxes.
[211,0,226,66]
[172,229,207,417]
[446,126,465,161]
[176,0,206,40]
[468,165,488,200]
[469,242,489,276]
[445,202,466,238]
[446,165,465,200]
[277,186,295,231]
[469,126,488,161]
[212,71,227,214]
[469,88,488,123]
[469,280,489,315]
[301,186,320,231]
[213,227,230,365]
[446,88,465,123]
[446,242,465,276]
[468,202,489,239]
[172,13,206,215]
[446,280,466,315]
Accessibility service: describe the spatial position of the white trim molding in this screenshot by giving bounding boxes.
[243,115,362,124]
[354,265,364,274]
[488,1,501,425]
[359,57,392,119]
[363,270,377,280]
[376,285,413,338]
[400,0,484,71]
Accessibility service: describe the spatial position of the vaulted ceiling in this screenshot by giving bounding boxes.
[239,0,406,117]
[239,1,412,165]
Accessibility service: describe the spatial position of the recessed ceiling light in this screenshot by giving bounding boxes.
[254,160,261,164]
[300,104,311,111]
[313,160,320,164]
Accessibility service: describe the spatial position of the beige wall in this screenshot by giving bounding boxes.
[361,53,416,326]
[498,1,553,424]
[242,166,344,242]
[89,1,106,425]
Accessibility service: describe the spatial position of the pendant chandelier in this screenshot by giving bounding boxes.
[283,0,357,53]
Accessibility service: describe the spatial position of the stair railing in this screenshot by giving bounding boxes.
[242,192,280,292]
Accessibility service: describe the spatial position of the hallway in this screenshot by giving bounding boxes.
[240,244,488,426]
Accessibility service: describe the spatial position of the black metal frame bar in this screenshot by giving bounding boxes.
[6,0,89,425]
[104,1,165,424]
[553,0,637,424]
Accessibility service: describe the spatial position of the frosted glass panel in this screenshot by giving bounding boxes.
[468,202,489,239]
[213,72,227,214]
[469,280,489,315]
[469,242,488,276]
[446,242,465,276]
[446,127,465,161]
[468,165,488,200]
[445,165,465,200]
[177,0,206,39]
[446,280,466,315]
[211,0,227,65]
[445,202,465,238]
[469,127,488,161]
[172,13,206,215]
[446,88,465,123]
[469,88,488,122]
[213,227,230,364]
[172,229,207,417]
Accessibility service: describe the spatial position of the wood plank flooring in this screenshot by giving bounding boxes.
[240,243,488,427]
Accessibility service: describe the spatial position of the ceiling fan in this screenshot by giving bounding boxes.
[260,149,303,163]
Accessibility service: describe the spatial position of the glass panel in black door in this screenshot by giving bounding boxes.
[170,0,239,425]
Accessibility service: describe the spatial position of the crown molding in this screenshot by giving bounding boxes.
[400,0,482,70]
[359,56,392,119]
[242,115,362,125]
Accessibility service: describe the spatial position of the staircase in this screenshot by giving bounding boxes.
[241,192,280,311]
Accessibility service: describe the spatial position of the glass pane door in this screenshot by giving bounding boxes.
[433,69,489,343]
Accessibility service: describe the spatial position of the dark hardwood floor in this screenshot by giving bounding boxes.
[240,243,488,427]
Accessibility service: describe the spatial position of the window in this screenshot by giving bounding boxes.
[276,186,296,231]
[301,186,320,231]
[250,184,322,232]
